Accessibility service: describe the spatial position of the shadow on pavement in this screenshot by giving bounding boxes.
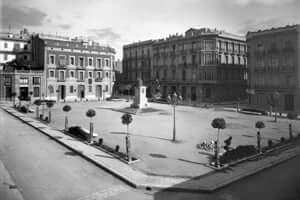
[64,151,81,156]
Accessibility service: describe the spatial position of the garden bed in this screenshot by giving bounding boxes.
[92,141,139,164]
[210,135,300,170]
[64,128,139,164]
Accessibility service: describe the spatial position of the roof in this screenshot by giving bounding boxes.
[246,24,300,39]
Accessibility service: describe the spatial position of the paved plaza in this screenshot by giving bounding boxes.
[25,99,300,178]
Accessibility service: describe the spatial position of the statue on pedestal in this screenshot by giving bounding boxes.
[131,78,149,109]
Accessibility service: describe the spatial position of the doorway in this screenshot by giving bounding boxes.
[78,85,85,100]
[96,85,102,99]
[58,85,66,100]
[19,87,29,100]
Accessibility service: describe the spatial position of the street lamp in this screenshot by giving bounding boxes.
[167,92,182,142]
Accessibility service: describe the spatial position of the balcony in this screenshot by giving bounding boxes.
[57,79,66,82]
[95,78,103,82]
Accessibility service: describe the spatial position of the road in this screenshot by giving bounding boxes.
[0,109,152,200]
[154,153,300,200]
[0,107,299,200]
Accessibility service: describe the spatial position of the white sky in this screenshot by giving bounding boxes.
[1,0,299,59]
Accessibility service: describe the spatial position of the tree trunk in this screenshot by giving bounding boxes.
[289,123,293,139]
[274,109,277,122]
[172,105,176,141]
[216,129,220,167]
[36,106,39,119]
[65,115,68,131]
[126,125,131,162]
[48,109,51,123]
[89,121,93,143]
[257,131,261,153]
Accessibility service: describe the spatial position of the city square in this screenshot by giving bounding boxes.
[24,99,300,177]
[1,0,300,199]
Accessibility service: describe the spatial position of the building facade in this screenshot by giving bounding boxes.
[123,40,153,96]
[0,29,31,69]
[122,28,247,103]
[0,30,116,102]
[30,34,116,101]
[247,25,300,113]
[0,67,44,101]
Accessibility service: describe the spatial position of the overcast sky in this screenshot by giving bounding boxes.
[0,0,299,59]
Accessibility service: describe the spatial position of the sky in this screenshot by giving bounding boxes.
[0,0,299,59]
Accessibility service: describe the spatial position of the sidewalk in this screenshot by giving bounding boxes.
[1,103,299,192]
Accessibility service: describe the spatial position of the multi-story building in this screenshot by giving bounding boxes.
[247,25,300,113]
[123,40,153,96]
[0,66,44,101]
[122,28,247,103]
[0,29,31,69]
[30,34,116,101]
[0,30,116,102]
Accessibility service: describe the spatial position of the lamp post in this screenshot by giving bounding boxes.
[167,92,182,142]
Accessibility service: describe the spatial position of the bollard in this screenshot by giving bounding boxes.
[98,138,103,145]
[115,145,120,152]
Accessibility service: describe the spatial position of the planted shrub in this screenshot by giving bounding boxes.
[20,105,28,113]
[98,138,103,145]
[44,116,49,122]
[115,145,120,152]
[268,139,273,147]
[220,145,257,164]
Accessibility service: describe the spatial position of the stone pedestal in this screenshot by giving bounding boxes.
[131,86,149,109]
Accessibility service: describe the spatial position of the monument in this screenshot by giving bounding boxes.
[131,79,149,109]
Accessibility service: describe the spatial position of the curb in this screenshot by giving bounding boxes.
[1,105,299,193]
[0,107,139,188]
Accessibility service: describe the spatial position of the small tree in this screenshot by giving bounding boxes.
[122,113,133,161]
[255,121,265,153]
[86,109,96,143]
[11,92,16,107]
[33,100,41,118]
[287,112,298,139]
[211,118,226,167]
[46,101,55,123]
[62,105,72,131]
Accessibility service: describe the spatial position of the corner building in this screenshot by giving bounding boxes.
[247,25,300,113]
[123,28,247,103]
[31,34,116,101]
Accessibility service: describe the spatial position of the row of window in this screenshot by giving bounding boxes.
[154,69,246,81]
[218,41,246,53]
[48,70,111,81]
[151,54,246,65]
[49,55,111,68]
[19,77,41,85]
[48,85,109,94]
